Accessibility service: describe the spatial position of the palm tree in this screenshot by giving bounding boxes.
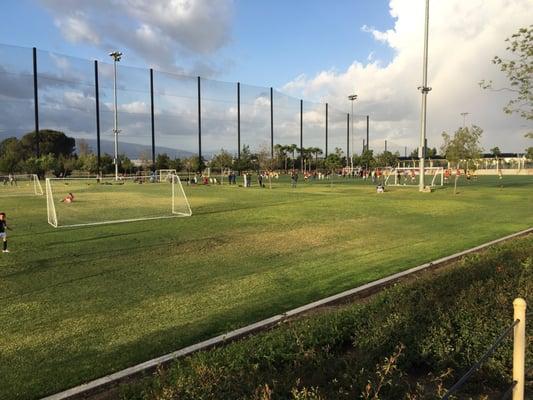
[313,147,323,170]
[288,144,298,169]
[274,144,286,170]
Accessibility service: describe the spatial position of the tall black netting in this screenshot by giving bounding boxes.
[328,106,348,159]
[98,62,151,162]
[0,44,35,141]
[201,78,237,158]
[37,49,96,156]
[273,90,300,150]
[240,83,270,154]
[303,101,325,152]
[153,71,198,161]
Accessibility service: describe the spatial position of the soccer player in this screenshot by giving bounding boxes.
[61,193,75,204]
[0,212,11,253]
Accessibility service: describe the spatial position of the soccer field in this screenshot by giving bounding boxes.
[1,175,532,399]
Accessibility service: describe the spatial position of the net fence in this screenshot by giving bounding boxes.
[0,43,363,170]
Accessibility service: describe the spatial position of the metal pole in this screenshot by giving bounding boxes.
[325,103,328,157]
[300,99,303,172]
[112,57,119,180]
[346,113,350,166]
[197,76,202,168]
[150,68,155,171]
[270,87,274,158]
[513,298,526,400]
[366,115,369,151]
[94,60,101,171]
[385,140,387,152]
[418,0,431,192]
[351,101,354,171]
[32,47,40,156]
[237,82,241,159]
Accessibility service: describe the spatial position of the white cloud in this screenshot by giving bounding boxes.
[40,0,233,74]
[283,0,532,153]
[54,13,100,45]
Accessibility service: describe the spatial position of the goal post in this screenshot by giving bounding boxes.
[0,174,43,196]
[384,167,444,187]
[158,169,177,182]
[45,174,192,228]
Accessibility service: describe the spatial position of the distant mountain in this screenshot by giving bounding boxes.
[83,139,195,159]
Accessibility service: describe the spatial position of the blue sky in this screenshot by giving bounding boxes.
[0,0,394,88]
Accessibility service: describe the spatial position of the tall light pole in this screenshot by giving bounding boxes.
[109,51,122,181]
[417,0,431,192]
[348,94,357,174]
[460,112,470,127]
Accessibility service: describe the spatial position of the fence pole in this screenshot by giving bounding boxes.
[325,103,328,157]
[94,60,101,171]
[300,99,303,172]
[366,115,369,151]
[237,82,241,160]
[150,68,155,171]
[32,47,40,156]
[346,113,350,166]
[197,76,202,167]
[513,298,526,400]
[270,87,274,158]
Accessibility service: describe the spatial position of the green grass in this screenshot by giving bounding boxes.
[0,175,531,399]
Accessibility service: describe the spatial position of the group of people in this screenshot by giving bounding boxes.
[2,174,17,186]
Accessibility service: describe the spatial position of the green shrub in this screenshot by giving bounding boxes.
[120,236,533,399]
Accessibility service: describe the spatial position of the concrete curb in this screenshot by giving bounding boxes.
[41,227,533,400]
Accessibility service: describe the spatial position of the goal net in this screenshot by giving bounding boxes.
[46,175,192,228]
[158,169,177,182]
[384,167,444,187]
[0,174,43,196]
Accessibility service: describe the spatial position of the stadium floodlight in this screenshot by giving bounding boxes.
[460,112,470,127]
[109,51,122,181]
[417,0,431,192]
[348,94,357,173]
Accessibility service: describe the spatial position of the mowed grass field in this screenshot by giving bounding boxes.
[0,175,532,399]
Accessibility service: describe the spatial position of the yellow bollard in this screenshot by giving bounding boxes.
[513,298,526,400]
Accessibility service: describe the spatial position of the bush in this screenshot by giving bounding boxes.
[120,236,533,400]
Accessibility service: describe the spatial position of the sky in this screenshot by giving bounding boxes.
[0,0,531,155]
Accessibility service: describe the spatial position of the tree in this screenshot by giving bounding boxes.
[77,139,91,156]
[169,157,182,172]
[234,145,253,172]
[525,147,533,161]
[78,153,99,174]
[119,154,135,174]
[20,130,75,157]
[441,126,483,194]
[324,153,342,172]
[480,25,532,121]
[360,149,375,169]
[410,146,437,158]
[210,149,233,170]
[375,150,399,167]
[440,125,484,170]
[155,153,171,170]
[0,137,23,172]
[491,146,502,171]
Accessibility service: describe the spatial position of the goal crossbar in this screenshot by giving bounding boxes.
[384,167,444,187]
[46,175,191,228]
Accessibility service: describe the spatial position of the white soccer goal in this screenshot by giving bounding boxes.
[384,167,444,187]
[0,174,43,196]
[46,174,192,228]
[158,169,177,182]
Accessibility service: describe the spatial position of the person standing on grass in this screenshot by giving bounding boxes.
[0,212,11,253]
[291,170,298,188]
